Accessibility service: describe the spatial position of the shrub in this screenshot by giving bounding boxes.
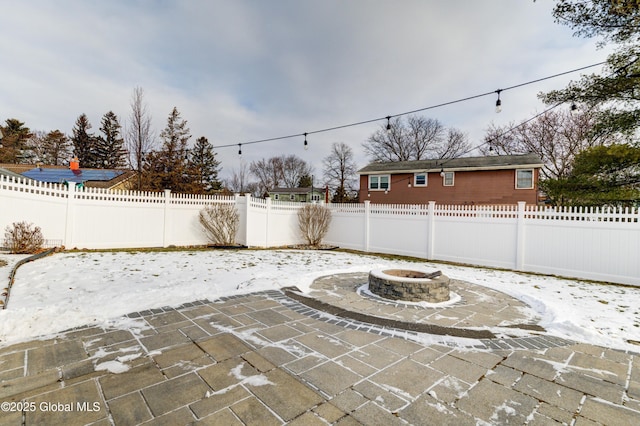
[199,203,240,246]
[4,221,44,254]
[298,204,332,247]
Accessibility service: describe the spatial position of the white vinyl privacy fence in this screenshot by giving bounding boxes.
[1,175,639,286]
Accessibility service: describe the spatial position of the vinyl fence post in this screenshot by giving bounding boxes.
[516,201,526,270]
[64,183,76,248]
[265,197,272,247]
[162,189,171,247]
[244,193,252,246]
[234,193,245,246]
[364,200,370,252]
[427,201,436,260]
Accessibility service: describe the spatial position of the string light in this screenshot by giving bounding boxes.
[208,60,606,152]
[304,132,308,150]
[495,90,502,113]
[570,101,578,112]
[238,143,242,157]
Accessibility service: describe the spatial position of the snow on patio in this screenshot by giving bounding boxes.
[0,249,639,352]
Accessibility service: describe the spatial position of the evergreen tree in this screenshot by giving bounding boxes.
[42,130,71,165]
[0,118,32,163]
[541,0,640,138]
[542,144,640,207]
[188,136,221,193]
[298,174,313,187]
[71,114,99,168]
[143,107,191,192]
[96,111,127,169]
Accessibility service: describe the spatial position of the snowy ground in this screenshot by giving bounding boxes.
[1,249,639,353]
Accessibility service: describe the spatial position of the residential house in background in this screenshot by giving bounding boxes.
[268,187,327,203]
[358,153,544,205]
[0,161,136,191]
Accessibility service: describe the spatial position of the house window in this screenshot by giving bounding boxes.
[311,193,321,201]
[516,169,534,189]
[414,173,427,187]
[443,171,454,186]
[290,194,295,201]
[369,175,390,190]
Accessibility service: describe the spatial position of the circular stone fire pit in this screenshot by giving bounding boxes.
[368,269,450,303]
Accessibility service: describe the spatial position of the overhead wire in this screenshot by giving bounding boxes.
[211,60,607,151]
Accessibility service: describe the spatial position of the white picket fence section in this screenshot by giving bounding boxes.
[1,175,639,285]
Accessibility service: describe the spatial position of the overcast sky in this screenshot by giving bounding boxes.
[0,0,610,182]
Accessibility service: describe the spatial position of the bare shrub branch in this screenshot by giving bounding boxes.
[4,222,44,254]
[199,203,239,246]
[297,204,332,247]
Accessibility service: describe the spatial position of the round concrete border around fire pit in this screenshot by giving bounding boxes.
[368,268,450,303]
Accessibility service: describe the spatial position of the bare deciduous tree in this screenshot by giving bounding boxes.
[225,162,260,196]
[281,155,312,188]
[250,154,313,196]
[125,87,155,189]
[199,204,239,246]
[363,115,470,162]
[297,204,332,247]
[322,142,358,202]
[480,108,622,180]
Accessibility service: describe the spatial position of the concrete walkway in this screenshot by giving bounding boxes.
[0,274,639,425]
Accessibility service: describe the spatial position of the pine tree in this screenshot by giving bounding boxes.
[188,136,221,193]
[542,144,640,207]
[71,114,99,168]
[42,130,71,165]
[0,119,32,163]
[96,111,127,169]
[143,107,191,192]
[541,1,640,138]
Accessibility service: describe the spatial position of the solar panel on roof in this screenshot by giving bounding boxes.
[22,168,124,183]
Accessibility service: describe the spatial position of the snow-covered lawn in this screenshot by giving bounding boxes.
[1,249,639,353]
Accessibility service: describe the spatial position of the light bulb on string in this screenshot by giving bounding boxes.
[303,133,308,150]
[570,101,578,112]
[386,116,392,133]
[238,143,242,157]
[495,90,502,113]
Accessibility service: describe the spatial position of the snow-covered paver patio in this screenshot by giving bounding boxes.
[2,249,639,351]
[1,249,639,425]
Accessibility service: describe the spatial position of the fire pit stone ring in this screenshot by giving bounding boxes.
[368,268,450,303]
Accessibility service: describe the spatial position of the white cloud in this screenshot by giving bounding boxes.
[0,0,612,179]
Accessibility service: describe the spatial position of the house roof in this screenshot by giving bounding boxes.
[358,153,544,174]
[0,163,136,189]
[0,166,26,179]
[269,187,323,194]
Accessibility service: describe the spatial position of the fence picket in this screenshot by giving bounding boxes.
[1,175,638,285]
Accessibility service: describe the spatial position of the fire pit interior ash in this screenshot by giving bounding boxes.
[368,269,450,303]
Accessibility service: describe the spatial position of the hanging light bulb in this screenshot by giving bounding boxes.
[570,101,578,112]
[386,116,392,133]
[440,167,445,177]
[495,90,502,113]
[238,143,242,157]
[304,132,308,150]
